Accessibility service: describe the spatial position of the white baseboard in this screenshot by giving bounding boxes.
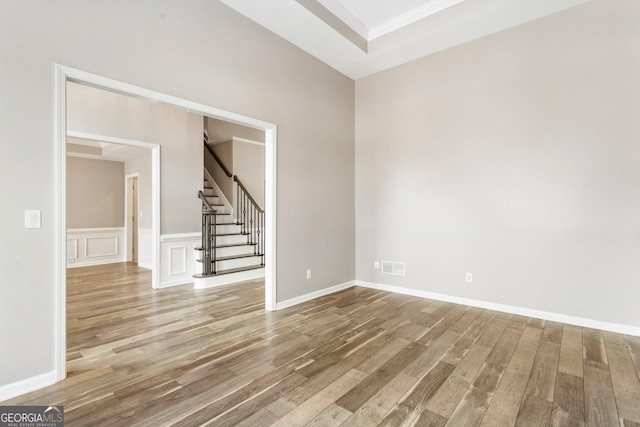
[194,268,265,289]
[156,278,194,289]
[276,280,355,311]
[0,371,57,402]
[356,280,640,337]
[67,257,127,268]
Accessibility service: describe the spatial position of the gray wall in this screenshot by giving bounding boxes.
[208,140,234,203]
[206,117,265,143]
[209,139,265,210]
[356,0,640,328]
[0,0,355,388]
[124,150,152,230]
[233,140,265,209]
[67,82,202,234]
[66,157,124,229]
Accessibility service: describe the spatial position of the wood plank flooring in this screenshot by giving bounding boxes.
[3,263,640,426]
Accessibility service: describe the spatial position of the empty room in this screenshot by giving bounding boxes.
[1,0,639,426]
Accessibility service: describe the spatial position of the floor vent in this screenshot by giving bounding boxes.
[381,261,406,276]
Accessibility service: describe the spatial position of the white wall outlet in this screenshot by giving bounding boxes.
[466,272,473,283]
[374,261,379,270]
[306,269,312,279]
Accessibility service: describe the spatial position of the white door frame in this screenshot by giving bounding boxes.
[54,64,278,382]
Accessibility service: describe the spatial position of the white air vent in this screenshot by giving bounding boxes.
[381,261,406,276]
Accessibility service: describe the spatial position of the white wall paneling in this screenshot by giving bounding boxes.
[159,233,201,288]
[137,228,153,270]
[66,228,125,268]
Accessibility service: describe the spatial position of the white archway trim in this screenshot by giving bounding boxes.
[55,64,277,383]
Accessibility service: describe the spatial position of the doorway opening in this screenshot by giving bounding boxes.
[54,65,277,382]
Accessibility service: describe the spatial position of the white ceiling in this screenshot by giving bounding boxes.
[219,0,592,79]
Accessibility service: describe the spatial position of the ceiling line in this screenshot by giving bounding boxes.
[294,0,368,52]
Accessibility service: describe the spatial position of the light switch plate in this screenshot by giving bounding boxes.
[25,210,41,229]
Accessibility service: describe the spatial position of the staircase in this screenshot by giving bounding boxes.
[193,150,265,289]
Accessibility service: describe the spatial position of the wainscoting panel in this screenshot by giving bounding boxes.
[86,236,119,258]
[67,228,125,268]
[159,233,200,288]
[137,228,153,270]
[169,246,187,275]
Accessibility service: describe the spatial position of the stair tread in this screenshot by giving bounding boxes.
[194,243,257,250]
[215,253,263,261]
[215,232,249,237]
[196,253,264,263]
[208,265,264,276]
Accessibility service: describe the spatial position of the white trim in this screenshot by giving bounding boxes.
[67,227,124,233]
[68,130,155,149]
[161,232,201,242]
[314,0,369,39]
[368,0,465,40]
[356,281,640,338]
[193,268,265,289]
[55,64,277,390]
[0,371,57,402]
[54,65,67,382]
[211,136,265,146]
[157,278,194,289]
[276,280,355,310]
[265,127,277,311]
[62,68,274,130]
[66,152,106,160]
[203,167,234,219]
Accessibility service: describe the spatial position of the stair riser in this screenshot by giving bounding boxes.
[209,223,242,234]
[215,256,263,271]
[203,206,230,214]
[214,234,250,245]
[215,245,256,258]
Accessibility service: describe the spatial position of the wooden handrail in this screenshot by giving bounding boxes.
[203,134,232,178]
[234,175,264,213]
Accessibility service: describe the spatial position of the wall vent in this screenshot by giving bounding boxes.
[381,261,406,276]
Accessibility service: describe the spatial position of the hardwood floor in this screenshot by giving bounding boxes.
[3,263,640,426]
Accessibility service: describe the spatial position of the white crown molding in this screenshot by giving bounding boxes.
[368,0,465,40]
[220,0,592,79]
[315,0,369,39]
